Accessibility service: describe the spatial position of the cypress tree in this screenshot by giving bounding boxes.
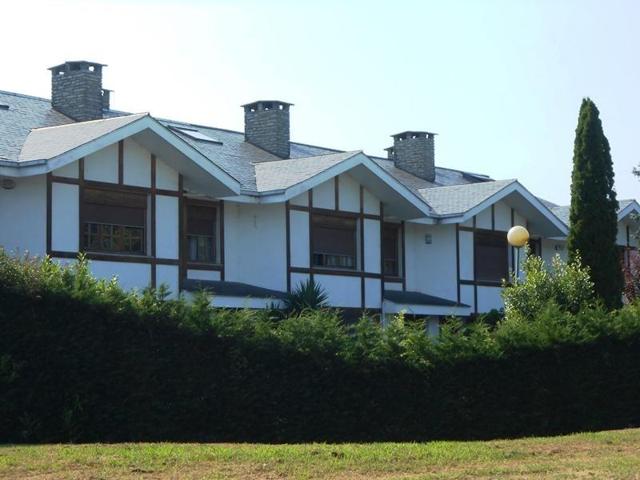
[567,98,623,309]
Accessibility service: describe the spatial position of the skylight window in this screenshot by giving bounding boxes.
[168,125,222,144]
[0,104,9,111]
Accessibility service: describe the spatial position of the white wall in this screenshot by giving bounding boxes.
[225,202,287,292]
[404,222,458,303]
[156,156,179,191]
[85,143,118,183]
[156,264,180,298]
[338,173,360,213]
[290,210,310,268]
[51,182,79,252]
[123,138,151,187]
[89,260,151,291]
[314,274,361,308]
[541,238,568,264]
[0,175,46,256]
[187,269,221,281]
[312,179,335,210]
[477,286,502,313]
[156,195,179,259]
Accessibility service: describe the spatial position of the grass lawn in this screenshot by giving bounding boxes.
[2,428,640,479]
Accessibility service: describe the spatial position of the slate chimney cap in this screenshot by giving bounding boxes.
[48,61,107,73]
[391,131,438,140]
[241,100,294,111]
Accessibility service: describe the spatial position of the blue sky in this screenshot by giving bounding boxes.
[2,0,638,205]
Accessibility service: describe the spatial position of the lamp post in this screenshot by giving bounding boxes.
[507,225,530,280]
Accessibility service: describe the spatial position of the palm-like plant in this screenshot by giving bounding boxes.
[284,278,329,314]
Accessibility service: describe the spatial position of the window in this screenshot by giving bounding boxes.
[530,238,542,257]
[474,230,508,282]
[186,204,218,263]
[82,187,146,254]
[168,126,222,144]
[382,224,400,276]
[312,214,357,269]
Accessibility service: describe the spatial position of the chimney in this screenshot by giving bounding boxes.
[389,131,437,182]
[49,61,108,121]
[242,100,292,159]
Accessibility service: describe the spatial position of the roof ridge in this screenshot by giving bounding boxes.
[0,89,51,103]
[420,178,516,192]
[30,113,148,132]
[253,150,362,167]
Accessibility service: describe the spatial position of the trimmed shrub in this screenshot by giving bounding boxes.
[502,248,595,320]
[1,251,640,443]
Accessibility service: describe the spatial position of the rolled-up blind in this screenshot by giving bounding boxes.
[83,188,146,227]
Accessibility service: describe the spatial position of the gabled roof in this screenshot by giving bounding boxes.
[421,179,568,237]
[254,151,362,193]
[419,179,517,216]
[618,199,640,222]
[253,151,434,219]
[1,108,241,196]
[551,199,640,228]
[19,113,147,163]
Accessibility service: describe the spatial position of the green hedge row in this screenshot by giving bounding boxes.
[1,254,640,442]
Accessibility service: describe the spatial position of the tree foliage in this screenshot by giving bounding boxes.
[567,98,623,309]
[502,247,595,321]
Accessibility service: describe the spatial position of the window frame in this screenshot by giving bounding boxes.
[184,199,222,267]
[382,222,402,278]
[474,229,509,284]
[311,212,359,271]
[81,185,147,256]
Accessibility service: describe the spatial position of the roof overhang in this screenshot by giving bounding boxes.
[1,114,241,197]
[434,181,568,237]
[618,200,640,223]
[383,299,472,317]
[241,152,434,220]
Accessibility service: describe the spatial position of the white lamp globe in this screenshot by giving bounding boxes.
[507,225,530,247]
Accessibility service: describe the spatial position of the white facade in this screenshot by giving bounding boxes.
[1,105,636,320]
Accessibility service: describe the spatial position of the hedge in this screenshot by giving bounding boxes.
[1,253,640,443]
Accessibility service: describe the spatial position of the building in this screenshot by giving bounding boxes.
[0,61,637,324]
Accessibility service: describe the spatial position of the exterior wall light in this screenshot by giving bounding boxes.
[1,178,16,190]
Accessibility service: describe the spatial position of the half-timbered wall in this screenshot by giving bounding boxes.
[453,201,530,313]
[46,138,182,296]
[285,172,392,310]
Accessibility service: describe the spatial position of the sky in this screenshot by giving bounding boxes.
[1,0,638,205]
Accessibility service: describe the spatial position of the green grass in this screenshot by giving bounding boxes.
[2,428,640,479]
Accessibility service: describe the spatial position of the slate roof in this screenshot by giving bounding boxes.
[419,179,517,216]
[551,205,570,226]
[19,113,147,162]
[0,88,544,219]
[550,199,637,227]
[0,90,73,161]
[383,290,469,307]
[254,151,361,193]
[182,279,287,299]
